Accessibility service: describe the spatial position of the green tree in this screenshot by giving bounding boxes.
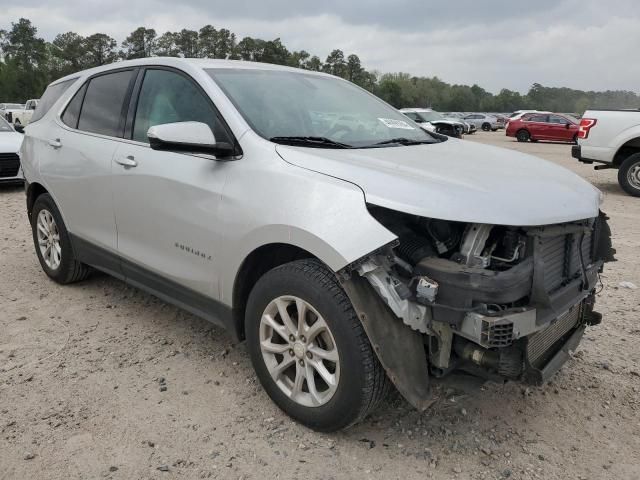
[323,49,347,78]
[2,18,48,100]
[121,27,156,59]
[175,29,199,57]
[84,33,118,66]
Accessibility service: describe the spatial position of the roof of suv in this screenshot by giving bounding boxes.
[51,57,330,87]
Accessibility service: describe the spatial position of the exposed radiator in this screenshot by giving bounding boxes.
[540,231,593,293]
[527,303,583,368]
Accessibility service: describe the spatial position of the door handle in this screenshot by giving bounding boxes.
[115,155,138,168]
[48,139,62,149]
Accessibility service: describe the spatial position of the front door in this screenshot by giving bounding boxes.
[111,68,235,299]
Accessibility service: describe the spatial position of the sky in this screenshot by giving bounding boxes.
[1,0,638,94]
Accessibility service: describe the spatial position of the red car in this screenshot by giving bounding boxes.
[506,113,580,143]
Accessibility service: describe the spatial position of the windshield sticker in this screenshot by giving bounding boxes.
[378,118,415,130]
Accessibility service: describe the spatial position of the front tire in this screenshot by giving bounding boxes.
[31,193,90,284]
[481,122,491,131]
[245,259,389,431]
[618,153,640,197]
[516,129,530,142]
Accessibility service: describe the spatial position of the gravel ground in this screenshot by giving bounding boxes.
[1,131,639,480]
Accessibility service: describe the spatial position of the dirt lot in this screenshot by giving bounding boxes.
[1,132,639,480]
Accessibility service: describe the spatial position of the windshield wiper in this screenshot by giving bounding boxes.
[270,136,354,149]
[368,137,435,147]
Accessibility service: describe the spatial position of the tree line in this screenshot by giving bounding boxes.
[1,18,639,114]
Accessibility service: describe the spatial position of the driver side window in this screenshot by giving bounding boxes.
[132,69,230,144]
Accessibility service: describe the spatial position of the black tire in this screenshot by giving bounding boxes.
[516,129,530,142]
[31,193,91,284]
[245,259,389,432]
[481,122,491,131]
[618,153,640,197]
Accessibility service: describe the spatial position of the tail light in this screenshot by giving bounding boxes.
[578,118,597,139]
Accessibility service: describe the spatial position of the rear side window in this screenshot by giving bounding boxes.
[548,115,568,124]
[30,78,77,124]
[77,70,136,137]
[527,114,548,122]
[62,84,88,129]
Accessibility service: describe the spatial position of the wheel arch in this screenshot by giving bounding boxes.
[231,242,321,341]
[26,181,49,221]
[613,137,640,167]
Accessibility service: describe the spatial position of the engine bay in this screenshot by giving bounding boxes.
[343,205,614,384]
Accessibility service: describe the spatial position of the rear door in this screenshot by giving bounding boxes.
[524,114,549,139]
[111,67,235,299]
[40,68,137,272]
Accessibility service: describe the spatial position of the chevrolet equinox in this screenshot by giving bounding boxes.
[21,58,614,432]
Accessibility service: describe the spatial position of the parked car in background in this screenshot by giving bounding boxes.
[463,113,499,131]
[1,103,24,117]
[506,110,552,126]
[572,109,640,196]
[442,112,476,134]
[491,113,508,129]
[0,116,24,184]
[506,113,579,143]
[400,108,465,138]
[1,103,25,122]
[21,58,612,432]
[9,99,39,129]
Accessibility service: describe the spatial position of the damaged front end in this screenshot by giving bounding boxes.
[340,206,615,409]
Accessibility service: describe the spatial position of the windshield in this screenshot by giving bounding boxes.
[206,68,439,148]
[0,117,13,132]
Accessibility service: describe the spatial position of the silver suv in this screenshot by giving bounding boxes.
[21,58,613,432]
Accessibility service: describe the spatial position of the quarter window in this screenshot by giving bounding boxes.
[30,78,76,124]
[61,84,87,129]
[77,70,136,137]
[132,69,230,144]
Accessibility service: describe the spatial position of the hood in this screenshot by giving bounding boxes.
[276,139,601,226]
[0,131,23,153]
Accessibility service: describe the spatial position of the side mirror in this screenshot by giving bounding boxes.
[565,123,571,129]
[147,121,235,158]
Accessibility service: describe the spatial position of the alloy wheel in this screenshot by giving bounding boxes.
[36,209,62,270]
[259,295,340,407]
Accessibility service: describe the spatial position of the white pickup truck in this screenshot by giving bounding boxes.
[572,109,640,196]
[8,99,39,128]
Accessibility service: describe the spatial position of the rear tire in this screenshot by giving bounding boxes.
[481,122,491,131]
[516,129,530,142]
[31,193,91,284]
[618,153,640,197]
[245,259,389,431]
